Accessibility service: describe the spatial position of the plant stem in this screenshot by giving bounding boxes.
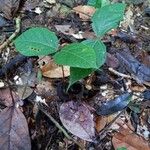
[0,16,21,51]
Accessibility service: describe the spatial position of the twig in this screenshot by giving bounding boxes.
[108,67,150,87]
[99,110,125,137]
[38,104,85,149]
[0,16,21,51]
[108,68,132,79]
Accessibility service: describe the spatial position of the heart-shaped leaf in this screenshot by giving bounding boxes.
[92,3,126,37]
[14,27,59,56]
[82,39,106,68]
[68,67,93,88]
[68,40,106,87]
[88,0,110,8]
[53,43,97,69]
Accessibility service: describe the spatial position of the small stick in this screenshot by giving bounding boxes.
[108,68,150,87]
[108,68,131,79]
[0,16,21,51]
[99,110,125,137]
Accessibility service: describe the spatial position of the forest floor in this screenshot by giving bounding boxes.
[0,0,150,150]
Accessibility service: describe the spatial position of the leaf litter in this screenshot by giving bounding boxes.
[0,0,150,149]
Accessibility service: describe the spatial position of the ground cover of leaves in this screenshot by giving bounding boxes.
[0,0,150,150]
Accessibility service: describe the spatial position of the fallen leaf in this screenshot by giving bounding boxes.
[40,57,70,78]
[112,125,150,150]
[106,53,119,68]
[55,25,74,35]
[120,6,134,30]
[130,84,146,92]
[0,107,31,150]
[0,88,19,107]
[95,116,107,132]
[73,5,96,20]
[59,101,95,142]
[96,93,132,116]
[140,51,150,68]
[0,0,21,19]
[116,50,150,84]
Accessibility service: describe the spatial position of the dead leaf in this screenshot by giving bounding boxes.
[0,107,31,150]
[0,0,21,19]
[116,50,150,84]
[106,53,119,68]
[0,88,19,107]
[39,57,70,78]
[95,114,118,132]
[95,116,107,132]
[112,115,150,150]
[59,101,95,142]
[112,126,150,150]
[55,25,74,35]
[130,84,146,92]
[73,5,96,20]
[96,93,132,116]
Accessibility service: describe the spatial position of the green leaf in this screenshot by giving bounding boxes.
[117,147,127,150]
[14,27,59,56]
[92,3,126,37]
[88,0,110,8]
[82,39,106,68]
[68,39,106,88]
[53,43,97,69]
[68,67,93,88]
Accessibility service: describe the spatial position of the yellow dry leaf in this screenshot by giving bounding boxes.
[73,5,96,20]
[40,58,70,78]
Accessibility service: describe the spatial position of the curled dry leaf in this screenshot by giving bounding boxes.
[59,101,95,142]
[39,56,70,78]
[0,0,21,19]
[73,5,96,20]
[0,107,31,150]
[0,88,19,107]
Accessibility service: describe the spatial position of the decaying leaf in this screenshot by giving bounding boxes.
[116,51,150,84]
[0,0,21,19]
[59,101,95,142]
[0,88,19,107]
[96,92,132,116]
[55,25,74,35]
[112,124,150,150]
[73,5,96,20]
[0,107,31,150]
[39,56,70,78]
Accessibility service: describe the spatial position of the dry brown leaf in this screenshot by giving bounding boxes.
[0,0,21,19]
[130,84,146,92]
[95,116,107,132]
[95,114,117,132]
[55,25,74,35]
[73,5,96,20]
[112,118,150,150]
[113,128,150,150]
[39,56,70,78]
[0,107,31,149]
[0,88,19,107]
[59,101,95,142]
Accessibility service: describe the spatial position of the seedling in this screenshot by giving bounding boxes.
[14,3,126,89]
